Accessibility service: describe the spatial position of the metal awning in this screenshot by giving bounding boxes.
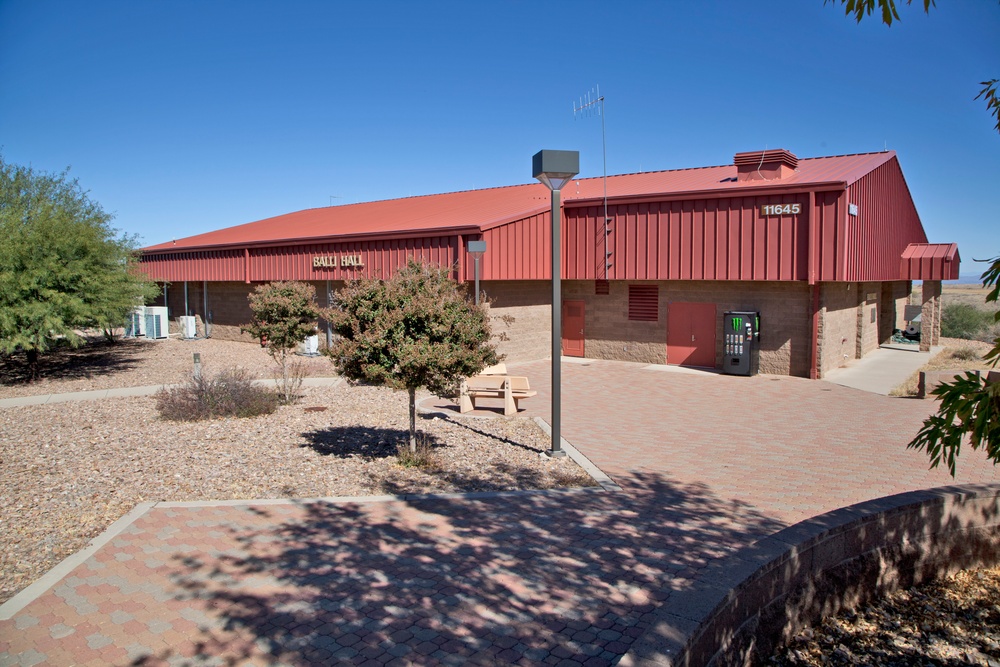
[900,243,960,281]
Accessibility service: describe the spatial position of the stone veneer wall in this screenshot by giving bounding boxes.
[619,484,1000,667]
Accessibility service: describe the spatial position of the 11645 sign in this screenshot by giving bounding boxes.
[759,203,801,216]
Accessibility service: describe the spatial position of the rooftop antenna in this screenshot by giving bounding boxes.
[329,195,341,206]
[573,85,610,279]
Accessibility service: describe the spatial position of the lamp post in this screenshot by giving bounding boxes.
[532,149,579,458]
[467,240,487,306]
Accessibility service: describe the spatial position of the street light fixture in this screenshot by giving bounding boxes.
[467,240,487,306]
[532,149,579,458]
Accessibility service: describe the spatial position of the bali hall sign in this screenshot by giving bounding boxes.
[312,255,365,269]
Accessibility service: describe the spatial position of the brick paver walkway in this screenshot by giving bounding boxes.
[2,360,997,666]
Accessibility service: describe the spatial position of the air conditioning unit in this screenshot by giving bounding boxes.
[144,306,169,340]
[178,316,197,339]
[299,334,320,356]
[124,306,145,338]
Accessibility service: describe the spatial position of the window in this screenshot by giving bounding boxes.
[628,285,658,321]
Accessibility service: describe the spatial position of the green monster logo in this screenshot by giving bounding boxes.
[731,316,742,331]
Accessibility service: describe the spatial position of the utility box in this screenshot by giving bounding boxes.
[179,315,198,339]
[723,311,760,376]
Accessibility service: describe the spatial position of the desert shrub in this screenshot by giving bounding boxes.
[950,347,983,362]
[395,435,440,469]
[156,367,278,421]
[941,303,993,339]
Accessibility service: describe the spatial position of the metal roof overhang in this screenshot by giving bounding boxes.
[140,223,489,257]
[900,243,960,281]
[564,180,848,209]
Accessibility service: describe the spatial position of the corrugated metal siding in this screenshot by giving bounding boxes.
[900,243,960,280]
[142,238,459,283]
[480,212,550,280]
[814,191,846,282]
[563,195,811,281]
[138,249,245,282]
[844,157,927,281]
[248,238,457,281]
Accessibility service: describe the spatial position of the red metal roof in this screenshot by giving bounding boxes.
[144,151,898,253]
[900,243,961,281]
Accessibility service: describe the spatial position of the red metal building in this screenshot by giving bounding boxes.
[140,149,958,378]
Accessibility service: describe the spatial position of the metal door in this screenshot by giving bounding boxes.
[667,302,716,368]
[562,300,585,357]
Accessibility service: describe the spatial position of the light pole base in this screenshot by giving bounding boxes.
[541,449,567,459]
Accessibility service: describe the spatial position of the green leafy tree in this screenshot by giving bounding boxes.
[325,260,500,452]
[0,157,159,378]
[242,281,321,404]
[827,0,1000,133]
[908,257,1000,474]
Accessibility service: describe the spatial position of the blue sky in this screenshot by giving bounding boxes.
[1,1,997,274]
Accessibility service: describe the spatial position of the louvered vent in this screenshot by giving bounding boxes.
[628,285,658,321]
[595,280,610,295]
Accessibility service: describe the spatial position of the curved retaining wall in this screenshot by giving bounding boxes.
[620,483,1000,667]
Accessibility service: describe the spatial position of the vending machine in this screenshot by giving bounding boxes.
[723,311,760,376]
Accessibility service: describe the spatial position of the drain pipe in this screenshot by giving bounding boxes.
[326,280,333,348]
[807,191,820,380]
[184,281,189,317]
[203,280,210,338]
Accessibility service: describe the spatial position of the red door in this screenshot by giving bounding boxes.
[562,300,585,357]
[667,302,716,368]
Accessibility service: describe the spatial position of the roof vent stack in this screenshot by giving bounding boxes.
[734,149,799,182]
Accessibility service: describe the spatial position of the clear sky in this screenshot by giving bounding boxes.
[1,1,997,274]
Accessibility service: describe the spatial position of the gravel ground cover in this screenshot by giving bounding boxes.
[770,566,1000,666]
[0,337,593,605]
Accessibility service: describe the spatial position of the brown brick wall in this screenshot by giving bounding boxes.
[893,281,911,330]
[149,278,899,377]
[858,282,880,357]
[563,280,813,376]
[151,281,339,342]
[819,283,860,376]
[481,281,551,363]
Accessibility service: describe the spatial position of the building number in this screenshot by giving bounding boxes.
[759,203,801,216]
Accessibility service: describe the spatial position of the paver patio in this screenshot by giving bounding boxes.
[2,359,997,666]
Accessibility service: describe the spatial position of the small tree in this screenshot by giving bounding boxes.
[325,260,500,452]
[907,256,1000,474]
[0,157,159,378]
[242,281,320,404]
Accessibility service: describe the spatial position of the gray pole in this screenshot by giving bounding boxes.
[550,188,565,457]
[474,256,481,306]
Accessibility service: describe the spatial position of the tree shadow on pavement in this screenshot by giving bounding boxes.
[130,472,786,666]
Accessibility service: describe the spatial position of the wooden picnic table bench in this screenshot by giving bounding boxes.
[457,363,537,416]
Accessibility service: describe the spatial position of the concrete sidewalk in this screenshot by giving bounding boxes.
[821,343,944,395]
[3,358,998,665]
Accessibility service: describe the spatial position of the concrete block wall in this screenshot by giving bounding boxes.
[481,281,552,363]
[562,280,813,376]
[857,282,880,358]
[620,484,1000,667]
[818,283,860,376]
[152,281,340,343]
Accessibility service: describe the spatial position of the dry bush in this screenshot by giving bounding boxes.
[156,367,278,421]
